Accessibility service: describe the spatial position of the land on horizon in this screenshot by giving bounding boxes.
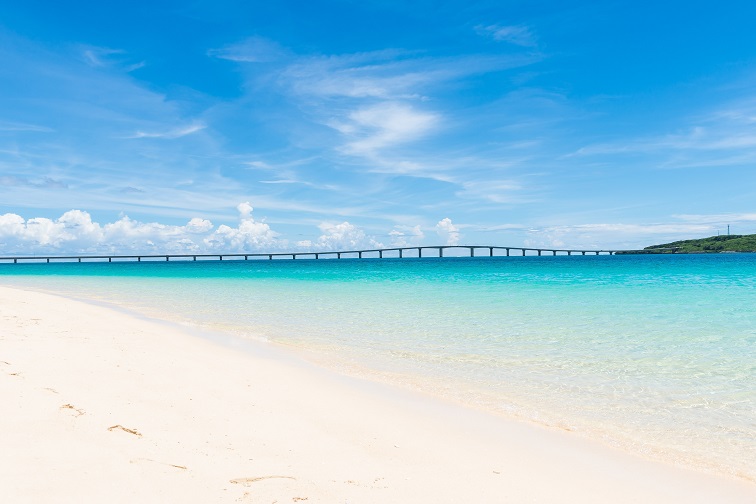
[645,234,756,253]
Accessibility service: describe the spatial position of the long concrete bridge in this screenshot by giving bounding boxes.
[0,245,675,264]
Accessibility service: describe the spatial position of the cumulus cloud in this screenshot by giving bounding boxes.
[184,218,214,233]
[0,203,282,255]
[307,221,383,250]
[435,218,460,245]
[203,202,278,251]
[389,225,425,247]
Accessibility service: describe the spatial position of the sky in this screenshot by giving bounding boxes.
[1,0,756,255]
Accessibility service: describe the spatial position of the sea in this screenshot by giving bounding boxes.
[1,253,754,481]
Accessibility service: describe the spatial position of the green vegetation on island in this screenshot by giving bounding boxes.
[644,234,756,253]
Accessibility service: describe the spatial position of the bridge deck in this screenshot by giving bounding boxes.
[0,245,677,264]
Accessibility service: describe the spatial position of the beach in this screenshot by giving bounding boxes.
[1,284,754,503]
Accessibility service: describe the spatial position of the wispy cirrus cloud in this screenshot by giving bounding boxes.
[203,34,549,211]
[207,36,288,63]
[279,50,539,100]
[673,213,756,224]
[456,179,527,204]
[475,24,537,47]
[81,45,145,72]
[0,121,54,132]
[0,175,67,189]
[570,96,756,169]
[524,222,718,250]
[332,102,439,156]
[127,122,207,139]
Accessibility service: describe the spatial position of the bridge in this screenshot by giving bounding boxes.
[0,245,675,264]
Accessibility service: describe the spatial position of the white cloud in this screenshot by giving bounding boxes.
[80,45,144,72]
[0,203,280,255]
[475,24,537,47]
[457,179,526,203]
[208,36,287,63]
[673,213,756,224]
[236,201,254,219]
[524,223,718,250]
[203,202,279,251]
[82,46,125,67]
[128,122,206,139]
[185,218,214,233]
[0,121,54,132]
[313,221,383,250]
[280,50,532,101]
[569,97,756,169]
[389,225,424,246]
[436,218,460,245]
[336,102,439,155]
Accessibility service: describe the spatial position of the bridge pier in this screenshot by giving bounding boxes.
[470,247,474,257]
[567,251,571,256]
[418,248,422,258]
[522,249,526,256]
[537,250,541,256]
[489,247,493,257]
[439,248,443,258]
[379,250,383,258]
[553,250,557,256]
[193,256,197,261]
[337,252,341,259]
[269,255,273,260]
[399,249,403,258]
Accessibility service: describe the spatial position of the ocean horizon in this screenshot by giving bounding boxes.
[2,253,754,481]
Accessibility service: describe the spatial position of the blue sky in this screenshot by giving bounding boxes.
[1,0,755,254]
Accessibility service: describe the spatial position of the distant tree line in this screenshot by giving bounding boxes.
[645,234,756,253]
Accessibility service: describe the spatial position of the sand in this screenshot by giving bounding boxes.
[1,285,754,503]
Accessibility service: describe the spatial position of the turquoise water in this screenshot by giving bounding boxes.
[1,254,754,480]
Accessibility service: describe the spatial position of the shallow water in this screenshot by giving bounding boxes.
[2,254,754,480]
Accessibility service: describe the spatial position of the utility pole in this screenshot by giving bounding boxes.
[728,225,730,236]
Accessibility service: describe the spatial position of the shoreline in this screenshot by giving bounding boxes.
[1,284,754,502]
[8,281,749,482]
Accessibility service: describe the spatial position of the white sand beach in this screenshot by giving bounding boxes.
[1,284,754,503]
